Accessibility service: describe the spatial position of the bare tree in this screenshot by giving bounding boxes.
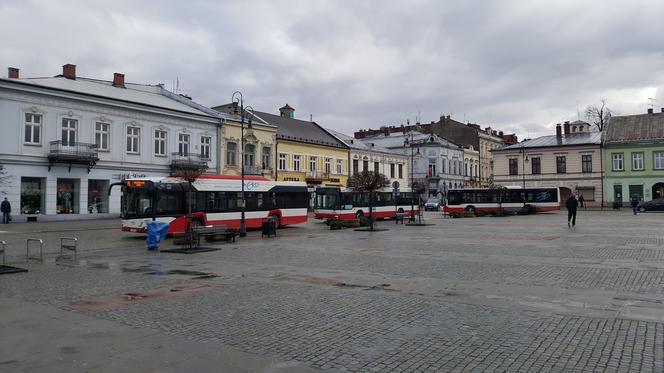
[347,170,390,231]
[585,98,613,132]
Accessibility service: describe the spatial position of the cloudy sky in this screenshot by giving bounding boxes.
[2,0,664,139]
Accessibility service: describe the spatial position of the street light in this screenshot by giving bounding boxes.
[232,91,254,237]
[520,143,529,207]
[404,133,421,222]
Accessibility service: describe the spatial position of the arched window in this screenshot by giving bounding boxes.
[244,143,255,167]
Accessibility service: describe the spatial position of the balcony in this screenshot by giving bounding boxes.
[170,152,208,178]
[48,141,99,172]
[305,170,330,182]
[243,164,267,175]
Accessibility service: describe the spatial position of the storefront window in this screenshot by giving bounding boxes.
[88,179,109,213]
[20,177,45,214]
[57,179,79,214]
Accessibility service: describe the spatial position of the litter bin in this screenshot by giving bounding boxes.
[261,218,277,238]
[146,220,170,250]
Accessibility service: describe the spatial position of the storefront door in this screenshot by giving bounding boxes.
[57,179,79,214]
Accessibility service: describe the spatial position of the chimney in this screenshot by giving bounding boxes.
[112,73,125,88]
[563,121,570,135]
[661,108,664,113]
[648,108,654,114]
[8,67,19,79]
[556,123,562,138]
[279,104,294,118]
[62,64,76,80]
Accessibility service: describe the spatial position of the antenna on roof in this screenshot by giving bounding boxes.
[310,114,313,122]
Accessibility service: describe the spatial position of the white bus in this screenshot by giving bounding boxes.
[444,187,560,214]
[114,174,309,234]
[313,186,419,220]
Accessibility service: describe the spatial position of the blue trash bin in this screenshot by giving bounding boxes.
[146,220,170,250]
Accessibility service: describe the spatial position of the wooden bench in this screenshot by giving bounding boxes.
[395,212,410,224]
[173,225,238,247]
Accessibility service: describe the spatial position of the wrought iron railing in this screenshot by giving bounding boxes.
[170,152,208,171]
[305,171,330,180]
[48,140,99,160]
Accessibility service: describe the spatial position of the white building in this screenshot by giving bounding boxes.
[0,65,221,221]
[327,129,408,186]
[463,145,480,187]
[358,130,465,196]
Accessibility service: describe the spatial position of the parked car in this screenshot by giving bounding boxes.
[424,197,441,211]
[638,198,664,212]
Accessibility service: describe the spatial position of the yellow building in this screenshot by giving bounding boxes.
[211,103,277,178]
[254,105,349,188]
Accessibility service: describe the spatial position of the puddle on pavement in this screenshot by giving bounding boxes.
[144,269,219,279]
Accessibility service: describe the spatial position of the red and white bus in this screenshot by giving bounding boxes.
[313,186,419,220]
[443,187,560,214]
[116,174,309,234]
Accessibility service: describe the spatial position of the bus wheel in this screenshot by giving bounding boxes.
[397,208,404,214]
[269,214,280,229]
[356,211,364,219]
[465,206,476,214]
[189,218,203,230]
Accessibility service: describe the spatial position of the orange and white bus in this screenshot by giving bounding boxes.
[313,186,419,220]
[443,187,560,214]
[115,174,309,234]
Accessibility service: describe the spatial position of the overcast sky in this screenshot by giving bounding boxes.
[2,0,664,139]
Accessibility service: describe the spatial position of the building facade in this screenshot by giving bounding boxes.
[463,145,480,188]
[327,129,408,186]
[492,121,602,206]
[211,103,277,179]
[358,130,464,196]
[0,65,220,221]
[603,109,664,206]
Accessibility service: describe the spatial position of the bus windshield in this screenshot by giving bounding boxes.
[124,187,152,218]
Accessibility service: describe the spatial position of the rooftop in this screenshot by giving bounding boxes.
[500,132,601,150]
[604,111,664,143]
[360,130,462,149]
[2,75,222,119]
[326,129,397,155]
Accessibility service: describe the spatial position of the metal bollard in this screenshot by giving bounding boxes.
[0,240,6,265]
[26,238,43,263]
[59,237,78,262]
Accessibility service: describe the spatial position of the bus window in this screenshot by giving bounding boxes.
[156,191,184,215]
[125,188,152,217]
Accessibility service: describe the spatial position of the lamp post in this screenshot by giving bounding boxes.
[404,133,421,222]
[232,91,254,237]
[520,143,529,207]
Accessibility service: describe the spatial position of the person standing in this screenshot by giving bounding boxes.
[1,197,11,224]
[631,196,639,215]
[565,194,578,228]
[578,194,585,209]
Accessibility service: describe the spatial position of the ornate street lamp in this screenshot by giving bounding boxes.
[404,133,421,222]
[520,142,529,207]
[232,91,254,237]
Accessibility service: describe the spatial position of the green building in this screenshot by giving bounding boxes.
[603,108,664,206]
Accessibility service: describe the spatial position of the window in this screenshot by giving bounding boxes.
[178,133,190,155]
[398,164,403,179]
[21,177,45,214]
[24,113,42,145]
[509,159,518,175]
[428,159,436,176]
[226,142,237,166]
[390,163,395,178]
[325,158,332,173]
[363,159,369,171]
[126,127,140,153]
[62,118,77,145]
[654,152,664,170]
[374,162,379,173]
[309,156,317,172]
[441,159,446,174]
[293,155,301,171]
[582,154,593,173]
[556,156,566,174]
[612,153,624,171]
[244,143,255,166]
[95,122,110,151]
[278,153,287,170]
[262,147,271,169]
[336,159,343,174]
[154,130,167,156]
[201,136,211,160]
[475,164,478,177]
[631,153,644,171]
[352,159,359,175]
[465,163,468,176]
[531,157,541,174]
[87,179,109,213]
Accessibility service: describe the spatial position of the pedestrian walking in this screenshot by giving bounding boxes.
[578,194,585,209]
[1,197,11,224]
[631,196,639,215]
[565,194,578,228]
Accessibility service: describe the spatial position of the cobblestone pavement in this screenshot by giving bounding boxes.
[1,210,664,372]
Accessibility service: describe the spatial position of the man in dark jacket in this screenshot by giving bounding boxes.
[565,194,578,228]
[1,197,11,224]
[631,197,639,215]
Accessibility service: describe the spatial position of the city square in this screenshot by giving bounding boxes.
[1,210,663,372]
